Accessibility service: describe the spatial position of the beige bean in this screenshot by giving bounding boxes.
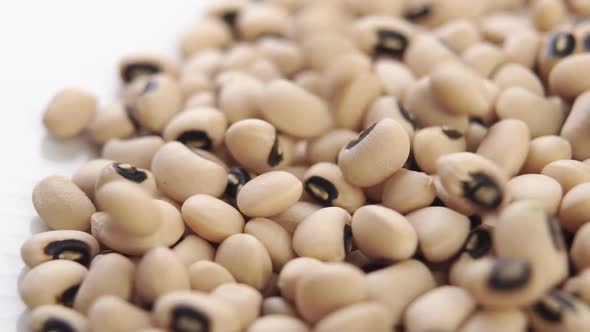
[43,87,97,139]
[542,159,590,193]
[33,175,96,231]
[352,205,417,261]
[404,35,459,77]
[180,74,214,102]
[493,63,544,96]
[94,162,157,195]
[248,315,309,332]
[333,71,383,131]
[381,169,435,213]
[151,142,227,202]
[351,16,415,57]
[571,222,590,271]
[561,91,590,160]
[522,136,571,174]
[180,19,232,58]
[87,101,136,145]
[404,286,476,332]
[29,305,89,332]
[508,174,563,215]
[413,126,467,174]
[277,257,324,302]
[237,171,302,217]
[237,3,292,41]
[119,53,178,83]
[185,91,215,109]
[216,234,273,290]
[405,0,486,28]
[477,119,531,177]
[460,309,527,332]
[19,260,87,309]
[271,201,322,234]
[406,206,470,262]
[245,218,295,271]
[304,163,366,212]
[433,175,477,216]
[465,121,488,152]
[527,290,590,332]
[222,44,260,72]
[71,159,113,202]
[307,129,358,164]
[188,261,235,292]
[568,0,590,14]
[374,59,416,100]
[479,13,532,44]
[550,54,590,99]
[102,136,164,170]
[436,19,481,53]
[172,235,215,268]
[563,268,590,305]
[314,302,392,332]
[183,48,224,79]
[531,0,568,32]
[364,97,415,144]
[560,183,590,232]
[294,70,331,99]
[73,253,135,314]
[182,194,244,243]
[218,74,262,124]
[292,207,352,262]
[366,260,436,327]
[537,29,578,81]
[262,297,298,317]
[135,246,190,305]
[503,30,541,69]
[211,283,262,329]
[461,42,506,77]
[323,52,371,98]
[162,107,227,151]
[21,230,99,268]
[89,296,152,332]
[257,37,303,76]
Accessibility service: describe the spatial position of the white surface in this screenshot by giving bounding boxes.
[0,0,211,328]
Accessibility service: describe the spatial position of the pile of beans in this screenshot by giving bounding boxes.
[21,0,590,331]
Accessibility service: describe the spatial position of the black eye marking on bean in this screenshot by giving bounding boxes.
[343,224,354,255]
[346,123,377,150]
[267,131,284,167]
[172,305,210,332]
[488,258,531,291]
[375,30,408,57]
[469,215,482,229]
[113,162,148,183]
[304,176,338,206]
[404,4,431,21]
[177,130,213,151]
[122,63,161,83]
[546,215,566,251]
[583,34,590,52]
[533,290,577,323]
[58,284,81,307]
[44,240,91,266]
[398,102,417,128]
[42,319,75,332]
[462,172,503,209]
[441,127,463,140]
[225,167,251,199]
[463,227,492,259]
[548,31,576,57]
[222,11,239,30]
[124,106,141,129]
[142,79,158,95]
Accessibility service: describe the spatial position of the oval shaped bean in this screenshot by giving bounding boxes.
[528,290,590,332]
[436,19,481,53]
[182,194,244,243]
[185,91,215,109]
[323,52,371,97]
[30,305,89,332]
[333,71,383,130]
[338,119,410,187]
[218,75,262,124]
[32,175,96,231]
[211,283,262,329]
[135,246,190,306]
[162,107,227,151]
[303,162,366,213]
[245,217,295,271]
[307,129,358,164]
[460,309,527,332]
[406,206,470,263]
[560,183,590,232]
[73,253,134,314]
[257,37,303,76]
[172,235,216,268]
[571,222,590,271]
[271,201,322,234]
[88,296,152,332]
[542,159,590,193]
[507,174,563,215]
[277,257,324,302]
[479,14,531,44]
[20,260,87,309]
[381,169,436,213]
[94,162,157,194]
[413,126,467,174]
[363,96,415,140]
[43,88,97,139]
[87,101,136,145]
[119,53,178,83]
[503,30,541,69]
[248,315,309,332]
[188,261,236,292]
[561,91,590,160]
[292,207,352,262]
[477,119,530,177]
[180,19,232,58]
[493,63,544,96]
[237,171,302,217]
[215,234,273,290]
[21,230,99,268]
[71,159,114,202]
[102,136,164,170]
[151,142,227,202]
[352,205,417,261]
[262,297,298,317]
[462,42,507,77]
[315,302,392,332]
[404,35,459,77]
[549,54,590,99]
[225,119,295,173]
[237,3,291,41]
[564,268,590,305]
[301,31,357,71]
[374,59,416,100]
[295,262,368,324]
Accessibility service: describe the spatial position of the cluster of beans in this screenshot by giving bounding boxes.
[22,0,590,331]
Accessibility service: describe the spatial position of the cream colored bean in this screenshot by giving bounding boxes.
[19,260,87,309]
[352,205,417,261]
[503,30,541,69]
[477,119,530,177]
[245,217,295,271]
[405,0,486,28]
[561,91,590,160]
[571,222,590,271]
[218,75,262,124]
[564,268,590,304]
[71,159,113,202]
[560,183,590,232]
[183,48,224,79]
[262,297,298,317]
[460,309,527,332]
[436,19,481,53]
[237,171,302,217]
[493,63,544,96]
[301,32,357,71]
[271,201,322,234]
[135,246,190,306]
[465,121,488,152]
[32,175,96,231]
[568,0,590,14]
[542,159,590,193]
[550,54,590,99]
[381,169,435,213]
[29,305,89,332]
[323,52,371,98]
[461,42,507,77]
[102,136,164,170]
[527,290,590,332]
[216,233,273,290]
[413,126,467,174]
[363,96,415,140]
[43,88,97,139]
[73,253,135,314]
[314,302,392,332]
[257,37,304,76]
[406,206,470,263]
[21,230,99,268]
[94,162,157,195]
[307,129,359,165]
[333,71,383,131]
[374,59,416,100]
[294,70,331,99]
[151,142,227,202]
[532,0,567,31]
[172,235,216,268]
[87,101,136,145]
[89,296,152,332]
[182,194,244,243]
[433,175,477,216]
[248,315,309,332]
[479,14,532,44]
[180,19,232,58]
[404,35,459,77]
[237,3,292,41]
[211,283,262,329]
[119,53,179,83]
[277,257,324,302]
[162,107,227,150]
[292,207,352,262]
[188,261,235,292]
[303,162,366,212]
[185,91,215,109]
[507,174,563,215]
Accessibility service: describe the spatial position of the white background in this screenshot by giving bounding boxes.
[0,0,211,328]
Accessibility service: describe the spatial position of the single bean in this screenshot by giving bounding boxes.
[561,91,590,160]
[71,159,114,202]
[507,174,563,215]
[102,136,164,170]
[119,53,179,83]
[245,217,295,271]
[563,269,590,305]
[162,108,227,151]
[218,74,263,124]
[503,30,541,69]
[172,235,216,268]
[180,19,232,58]
[43,88,97,139]
[560,183,590,232]
[314,302,392,332]
[94,162,157,195]
[435,19,481,53]
[257,37,304,76]
[247,315,309,332]
[262,297,298,317]
[459,309,527,332]
[461,42,506,77]
[571,222,590,271]
[549,54,590,99]
[413,126,467,174]
[188,260,235,292]
[373,59,416,100]
[277,257,324,302]
[404,35,459,77]
[182,194,244,243]
[333,71,383,131]
[237,3,292,41]
[527,290,590,332]
[531,0,568,31]
[541,159,590,193]
[21,230,99,268]
[29,305,89,332]
[211,283,262,329]
[87,101,136,145]
[88,296,152,332]
[184,91,215,109]
[237,171,302,217]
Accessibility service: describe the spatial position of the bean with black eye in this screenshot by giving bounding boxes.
[413,126,466,174]
[304,163,365,212]
[314,302,391,332]
[32,175,96,231]
[211,283,262,329]
[461,42,507,78]
[95,162,157,195]
[507,174,563,215]
[564,269,590,305]
[207,0,246,32]
[225,119,295,174]
[73,253,135,314]
[351,16,415,58]
[88,296,152,332]
[528,290,590,331]
[436,152,508,213]
[460,308,527,332]
[224,167,251,201]
[19,260,87,309]
[87,101,136,145]
[163,108,227,151]
[43,87,97,139]
[102,136,164,170]
[21,230,99,268]
[29,305,89,332]
[188,261,235,292]
[542,159,590,193]
[477,119,530,177]
[119,53,179,83]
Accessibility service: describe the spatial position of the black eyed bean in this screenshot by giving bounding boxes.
[119,53,179,83]
[95,162,157,195]
[224,166,251,201]
[180,19,232,59]
[162,108,227,151]
[541,159,590,193]
[413,126,467,174]
[188,261,236,292]
[307,129,359,164]
[19,260,87,309]
[381,169,436,214]
[29,305,89,332]
[301,32,357,71]
[269,201,322,234]
[73,253,135,314]
[237,171,302,217]
[507,174,563,215]
[531,0,568,32]
[476,119,531,177]
[211,283,262,329]
[236,3,292,41]
[102,136,164,170]
[479,13,531,44]
[43,88,97,139]
[87,101,136,145]
[181,194,244,243]
[549,54,590,99]
[493,63,544,96]
[32,175,96,231]
[528,290,590,332]
[560,183,590,232]
[88,296,152,332]
[151,142,228,202]
[21,230,99,268]
[435,19,481,53]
